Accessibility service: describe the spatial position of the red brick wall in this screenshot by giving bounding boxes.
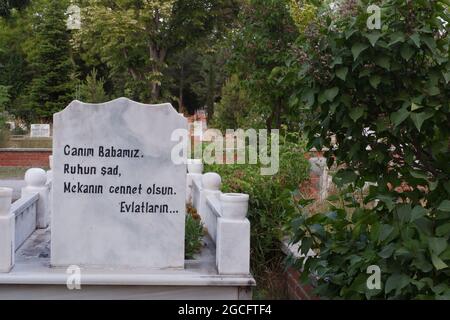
[0,149,52,168]
[285,267,319,300]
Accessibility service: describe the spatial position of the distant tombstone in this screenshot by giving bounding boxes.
[66,4,81,30]
[30,124,51,138]
[51,98,188,269]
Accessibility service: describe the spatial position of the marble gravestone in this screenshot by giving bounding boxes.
[30,124,51,137]
[51,98,187,269]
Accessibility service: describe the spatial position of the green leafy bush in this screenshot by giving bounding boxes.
[290,0,450,299]
[185,204,204,260]
[205,132,310,297]
[0,85,10,147]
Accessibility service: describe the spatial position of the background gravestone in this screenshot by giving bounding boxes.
[30,124,51,138]
[51,98,187,269]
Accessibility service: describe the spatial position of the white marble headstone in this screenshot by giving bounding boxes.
[51,98,187,269]
[30,124,51,137]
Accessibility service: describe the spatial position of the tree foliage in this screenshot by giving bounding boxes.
[75,0,238,103]
[227,0,299,130]
[25,0,75,121]
[291,0,450,299]
[78,68,108,103]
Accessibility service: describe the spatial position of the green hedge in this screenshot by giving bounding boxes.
[205,132,310,297]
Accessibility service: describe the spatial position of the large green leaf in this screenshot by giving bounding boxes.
[352,43,369,61]
[436,223,450,237]
[411,206,427,222]
[410,112,434,132]
[334,169,358,186]
[411,102,424,111]
[422,35,437,53]
[349,107,364,122]
[409,33,421,48]
[443,71,450,84]
[400,44,414,61]
[302,89,315,108]
[396,204,411,224]
[412,256,433,273]
[431,254,448,271]
[390,107,410,127]
[388,31,406,47]
[369,75,381,88]
[379,243,396,258]
[374,56,390,70]
[365,32,382,47]
[379,224,394,242]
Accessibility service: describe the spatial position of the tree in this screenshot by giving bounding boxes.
[75,0,239,103]
[227,0,299,130]
[210,74,262,130]
[192,47,227,119]
[25,0,75,121]
[291,0,450,299]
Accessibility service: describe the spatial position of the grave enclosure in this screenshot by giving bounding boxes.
[0,98,255,299]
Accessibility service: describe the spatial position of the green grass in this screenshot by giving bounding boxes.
[0,167,32,179]
[5,137,52,149]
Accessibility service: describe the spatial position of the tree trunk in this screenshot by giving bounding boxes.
[179,64,185,114]
[275,99,283,129]
[151,80,161,102]
[266,111,274,131]
[148,44,167,102]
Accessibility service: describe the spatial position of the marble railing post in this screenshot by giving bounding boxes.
[47,155,53,183]
[21,168,49,229]
[216,193,250,275]
[197,173,222,220]
[0,188,14,273]
[186,159,203,204]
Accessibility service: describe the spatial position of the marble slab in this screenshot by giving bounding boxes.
[51,98,187,269]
